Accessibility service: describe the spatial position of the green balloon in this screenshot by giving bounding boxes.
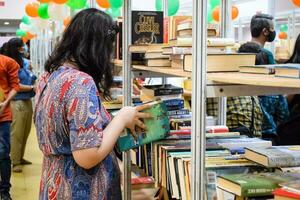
[38,4,49,19]
[155,0,179,16]
[67,0,87,10]
[16,29,26,37]
[85,2,90,9]
[280,24,288,32]
[210,0,220,9]
[21,16,31,25]
[207,3,213,23]
[109,0,123,8]
[155,0,162,11]
[106,8,121,19]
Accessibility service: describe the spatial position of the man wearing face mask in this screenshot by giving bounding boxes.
[227,13,289,144]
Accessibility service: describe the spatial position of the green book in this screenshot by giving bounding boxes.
[217,172,300,197]
[117,101,170,151]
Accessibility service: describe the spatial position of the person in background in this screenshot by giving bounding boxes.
[238,13,289,144]
[34,9,151,199]
[1,38,37,173]
[0,52,20,200]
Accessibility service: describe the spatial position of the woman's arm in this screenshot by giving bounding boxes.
[72,105,151,169]
[18,84,35,92]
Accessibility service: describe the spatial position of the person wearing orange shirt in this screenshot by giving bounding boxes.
[0,54,20,200]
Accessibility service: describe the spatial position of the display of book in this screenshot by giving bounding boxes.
[274,64,300,78]
[239,65,276,75]
[117,101,170,151]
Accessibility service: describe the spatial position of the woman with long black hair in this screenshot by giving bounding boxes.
[34,8,150,199]
[1,38,37,173]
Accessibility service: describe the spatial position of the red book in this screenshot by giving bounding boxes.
[163,17,169,43]
[273,188,300,199]
[206,125,229,133]
[131,176,155,185]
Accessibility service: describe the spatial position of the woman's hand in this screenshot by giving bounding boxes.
[118,104,152,138]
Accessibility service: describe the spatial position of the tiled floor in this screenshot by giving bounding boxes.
[10,126,157,200]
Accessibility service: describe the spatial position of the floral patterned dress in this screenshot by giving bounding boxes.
[34,66,121,200]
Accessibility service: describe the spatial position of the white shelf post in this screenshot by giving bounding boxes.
[191,0,207,199]
[122,0,132,199]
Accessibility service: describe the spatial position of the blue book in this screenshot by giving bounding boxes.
[117,101,170,151]
[275,64,300,78]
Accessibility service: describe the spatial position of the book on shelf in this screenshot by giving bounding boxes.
[206,125,229,133]
[141,84,183,98]
[239,65,276,75]
[273,188,300,200]
[207,38,235,47]
[146,59,171,67]
[114,18,123,60]
[206,132,240,139]
[117,101,170,151]
[245,146,300,168]
[129,44,167,53]
[144,51,170,59]
[217,172,300,198]
[184,53,256,72]
[131,176,155,190]
[132,11,163,45]
[168,16,192,41]
[274,64,300,78]
[162,46,192,55]
[280,180,300,195]
[177,29,192,37]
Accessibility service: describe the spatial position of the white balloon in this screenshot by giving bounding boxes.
[19,22,31,32]
[28,24,39,34]
[31,18,49,30]
[48,3,70,21]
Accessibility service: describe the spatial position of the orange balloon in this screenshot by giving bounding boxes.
[279,32,287,39]
[25,2,39,18]
[96,0,110,8]
[231,6,239,20]
[38,0,52,3]
[292,0,300,7]
[212,6,220,22]
[26,32,36,40]
[52,0,68,4]
[22,37,29,44]
[63,17,71,27]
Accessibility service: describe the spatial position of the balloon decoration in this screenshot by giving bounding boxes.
[211,6,239,22]
[19,22,31,32]
[53,0,68,4]
[231,6,239,20]
[63,16,71,27]
[292,0,300,7]
[38,4,50,19]
[21,16,31,25]
[16,29,27,37]
[67,0,87,10]
[22,37,29,43]
[96,0,110,8]
[279,32,287,39]
[212,6,220,22]
[48,3,69,20]
[210,0,220,9]
[38,0,52,2]
[25,2,40,18]
[25,32,36,40]
[155,0,180,16]
[31,18,49,30]
[109,0,123,8]
[106,7,121,19]
[280,24,288,32]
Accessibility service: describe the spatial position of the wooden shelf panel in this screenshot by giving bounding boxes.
[113,59,123,67]
[207,72,300,89]
[132,65,191,77]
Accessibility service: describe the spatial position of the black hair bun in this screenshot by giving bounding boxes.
[107,23,120,37]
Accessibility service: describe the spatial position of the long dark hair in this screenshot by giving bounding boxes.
[1,38,24,68]
[287,34,300,64]
[45,8,119,98]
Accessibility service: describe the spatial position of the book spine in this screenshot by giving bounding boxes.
[268,155,300,167]
[163,17,169,43]
[163,99,184,107]
[168,109,190,116]
[154,88,184,96]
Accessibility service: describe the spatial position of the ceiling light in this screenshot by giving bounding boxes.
[4,22,9,25]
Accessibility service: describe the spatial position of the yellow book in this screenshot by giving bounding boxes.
[0,87,5,102]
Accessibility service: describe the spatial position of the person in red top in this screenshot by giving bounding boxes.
[0,53,20,200]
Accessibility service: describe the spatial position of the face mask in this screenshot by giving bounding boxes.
[267,30,276,42]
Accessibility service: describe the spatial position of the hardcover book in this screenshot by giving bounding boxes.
[274,64,300,78]
[273,188,300,200]
[141,84,183,97]
[217,173,300,197]
[132,11,163,45]
[245,146,300,168]
[239,65,276,75]
[117,101,170,151]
